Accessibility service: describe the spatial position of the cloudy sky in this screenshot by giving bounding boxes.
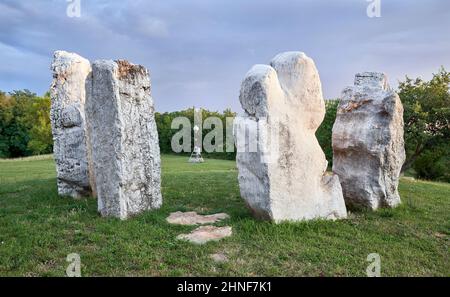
[0,0,449,112]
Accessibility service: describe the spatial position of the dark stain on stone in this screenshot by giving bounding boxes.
[339,99,372,113]
[245,202,272,221]
[115,60,147,80]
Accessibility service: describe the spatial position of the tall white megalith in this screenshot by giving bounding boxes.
[332,72,405,210]
[50,51,93,198]
[235,51,347,222]
[86,60,162,219]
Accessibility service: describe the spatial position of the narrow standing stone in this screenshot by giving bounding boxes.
[235,51,347,222]
[332,72,405,210]
[86,60,162,219]
[50,51,93,198]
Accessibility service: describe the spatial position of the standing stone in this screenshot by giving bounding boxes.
[86,59,162,219]
[50,51,93,198]
[332,72,405,210]
[235,51,347,222]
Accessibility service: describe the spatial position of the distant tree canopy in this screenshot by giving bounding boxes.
[1,67,448,181]
[398,67,449,181]
[0,90,52,158]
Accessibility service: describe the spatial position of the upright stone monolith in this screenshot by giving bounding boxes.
[332,72,405,210]
[50,51,93,198]
[235,51,347,222]
[86,59,162,219]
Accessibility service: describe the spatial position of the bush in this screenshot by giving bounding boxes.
[414,148,450,182]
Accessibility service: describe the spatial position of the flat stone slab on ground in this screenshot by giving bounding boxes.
[166,211,229,225]
[176,226,232,245]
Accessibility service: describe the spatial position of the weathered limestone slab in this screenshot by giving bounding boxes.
[50,51,93,198]
[177,226,232,245]
[235,51,347,222]
[166,211,229,225]
[332,72,405,210]
[86,59,162,219]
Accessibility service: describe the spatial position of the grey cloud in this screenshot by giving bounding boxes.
[0,0,449,111]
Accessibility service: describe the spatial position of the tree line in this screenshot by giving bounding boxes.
[0,90,52,157]
[1,69,448,181]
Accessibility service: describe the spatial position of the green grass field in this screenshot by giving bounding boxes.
[0,154,449,276]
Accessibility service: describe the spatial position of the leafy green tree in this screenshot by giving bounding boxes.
[0,91,13,157]
[24,94,53,155]
[398,68,450,173]
[0,90,35,157]
[316,99,339,167]
[0,90,53,158]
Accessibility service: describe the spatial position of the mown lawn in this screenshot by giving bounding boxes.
[0,154,449,276]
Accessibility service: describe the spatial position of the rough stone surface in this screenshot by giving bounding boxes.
[166,211,229,225]
[50,51,93,198]
[177,226,232,245]
[332,72,405,210]
[235,51,347,222]
[86,59,162,219]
